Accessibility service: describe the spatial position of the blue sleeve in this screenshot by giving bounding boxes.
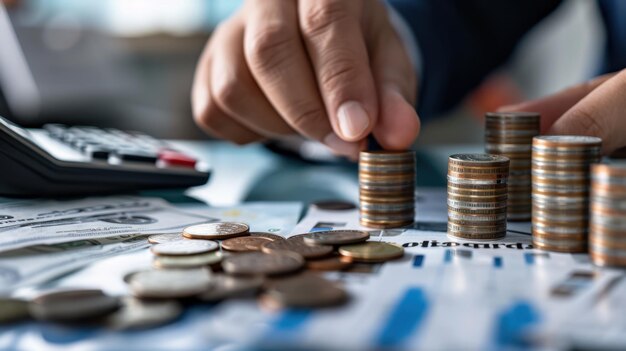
[388,0,563,120]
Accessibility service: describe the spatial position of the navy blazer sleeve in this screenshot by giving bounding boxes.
[388,0,563,120]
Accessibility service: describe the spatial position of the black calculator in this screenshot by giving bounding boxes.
[0,115,210,196]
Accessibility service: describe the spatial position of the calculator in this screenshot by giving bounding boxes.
[0,115,210,196]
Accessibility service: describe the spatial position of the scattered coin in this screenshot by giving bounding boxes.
[262,274,348,308]
[198,274,264,302]
[302,230,370,246]
[153,251,223,269]
[106,297,182,330]
[306,254,353,271]
[262,237,333,259]
[151,239,218,256]
[182,222,249,240]
[0,298,30,324]
[29,289,120,322]
[311,200,356,211]
[221,236,273,252]
[250,232,285,241]
[147,233,184,244]
[338,242,404,263]
[221,252,304,276]
[128,268,213,299]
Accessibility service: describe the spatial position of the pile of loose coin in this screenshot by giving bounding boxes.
[531,136,602,252]
[0,223,405,328]
[141,223,405,310]
[447,154,510,240]
[359,150,416,228]
[485,112,540,221]
[589,164,626,267]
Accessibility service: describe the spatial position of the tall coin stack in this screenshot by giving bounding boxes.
[359,151,416,229]
[531,136,602,252]
[447,154,510,239]
[485,112,540,221]
[589,164,626,267]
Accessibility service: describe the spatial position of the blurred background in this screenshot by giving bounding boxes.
[0,0,604,144]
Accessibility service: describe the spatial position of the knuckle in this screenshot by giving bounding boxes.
[301,2,349,37]
[569,108,606,139]
[246,23,296,72]
[212,75,242,111]
[319,56,360,91]
[289,104,327,132]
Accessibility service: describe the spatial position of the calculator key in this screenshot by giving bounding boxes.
[85,146,112,160]
[116,150,158,163]
[158,150,197,168]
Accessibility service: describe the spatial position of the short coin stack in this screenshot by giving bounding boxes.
[531,136,602,252]
[359,150,416,228]
[447,154,510,239]
[485,112,540,221]
[589,164,626,267]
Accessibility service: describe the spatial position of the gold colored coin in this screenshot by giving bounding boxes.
[262,236,333,259]
[182,222,249,240]
[338,242,404,263]
[221,236,273,252]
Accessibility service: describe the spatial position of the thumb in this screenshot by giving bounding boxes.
[548,70,626,154]
[498,73,615,133]
[369,9,420,150]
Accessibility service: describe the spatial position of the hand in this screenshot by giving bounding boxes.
[191,0,420,158]
[499,69,626,155]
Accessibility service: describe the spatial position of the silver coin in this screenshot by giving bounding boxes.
[148,233,184,244]
[532,183,588,193]
[486,144,532,153]
[532,236,586,248]
[531,193,589,205]
[183,222,249,239]
[359,164,415,173]
[151,240,219,256]
[128,268,213,299]
[0,298,30,323]
[590,215,626,231]
[589,244,626,257]
[449,154,509,164]
[534,135,602,145]
[360,202,415,212]
[447,199,508,210]
[447,211,507,222]
[310,201,356,211]
[302,230,370,246]
[106,297,182,330]
[153,251,223,269]
[531,222,587,235]
[359,212,415,221]
[29,289,120,322]
[447,175,508,186]
[447,223,507,234]
[221,251,304,276]
[198,274,264,302]
[485,111,540,120]
[263,273,348,308]
[359,150,415,162]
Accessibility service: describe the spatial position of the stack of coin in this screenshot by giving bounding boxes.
[447,154,510,239]
[485,112,540,221]
[531,136,602,252]
[589,164,626,267]
[359,151,416,228]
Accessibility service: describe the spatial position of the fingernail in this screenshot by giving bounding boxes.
[323,132,359,158]
[337,101,370,140]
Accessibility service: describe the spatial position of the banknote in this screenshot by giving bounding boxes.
[1,202,303,293]
[0,235,149,292]
[0,204,214,252]
[0,196,166,230]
